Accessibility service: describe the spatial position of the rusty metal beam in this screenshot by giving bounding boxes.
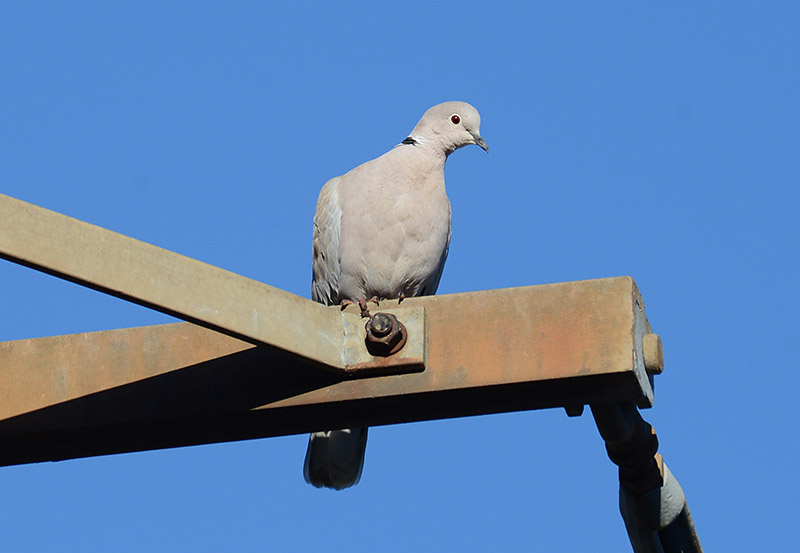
[0,276,657,467]
[0,192,422,374]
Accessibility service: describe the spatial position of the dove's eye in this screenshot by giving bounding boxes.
[450,114,461,125]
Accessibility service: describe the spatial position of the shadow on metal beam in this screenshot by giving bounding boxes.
[0,341,637,467]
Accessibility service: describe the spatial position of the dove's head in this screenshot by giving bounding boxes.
[408,101,488,156]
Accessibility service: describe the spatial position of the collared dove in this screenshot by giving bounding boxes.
[303,101,488,490]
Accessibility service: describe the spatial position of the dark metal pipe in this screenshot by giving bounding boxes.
[591,403,702,553]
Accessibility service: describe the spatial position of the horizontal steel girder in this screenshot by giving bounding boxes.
[0,276,656,467]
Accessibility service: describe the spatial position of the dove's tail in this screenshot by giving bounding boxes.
[303,427,368,490]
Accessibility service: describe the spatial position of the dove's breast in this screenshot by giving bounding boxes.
[334,148,451,302]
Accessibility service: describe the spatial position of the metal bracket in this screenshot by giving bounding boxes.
[341,306,426,376]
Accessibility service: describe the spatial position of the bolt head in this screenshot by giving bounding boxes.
[369,313,394,337]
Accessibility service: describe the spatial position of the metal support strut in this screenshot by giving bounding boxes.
[592,402,703,553]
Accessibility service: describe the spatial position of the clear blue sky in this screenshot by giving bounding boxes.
[2,3,797,551]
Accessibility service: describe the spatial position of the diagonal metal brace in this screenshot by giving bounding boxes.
[0,193,423,375]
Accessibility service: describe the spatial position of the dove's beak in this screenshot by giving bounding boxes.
[471,133,489,152]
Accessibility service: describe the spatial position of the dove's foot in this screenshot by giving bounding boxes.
[340,297,379,318]
[359,297,380,317]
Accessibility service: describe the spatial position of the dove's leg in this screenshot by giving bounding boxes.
[340,297,380,318]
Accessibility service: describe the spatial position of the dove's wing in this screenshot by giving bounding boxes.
[311,177,342,307]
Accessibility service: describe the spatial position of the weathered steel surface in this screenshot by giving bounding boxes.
[0,193,422,374]
[0,276,655,467]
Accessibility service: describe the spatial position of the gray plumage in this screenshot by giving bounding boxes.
[303,101,488,490]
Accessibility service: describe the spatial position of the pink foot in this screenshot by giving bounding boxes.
[340,297,380,318]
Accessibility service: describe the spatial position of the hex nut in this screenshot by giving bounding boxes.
[365,313,408,356]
